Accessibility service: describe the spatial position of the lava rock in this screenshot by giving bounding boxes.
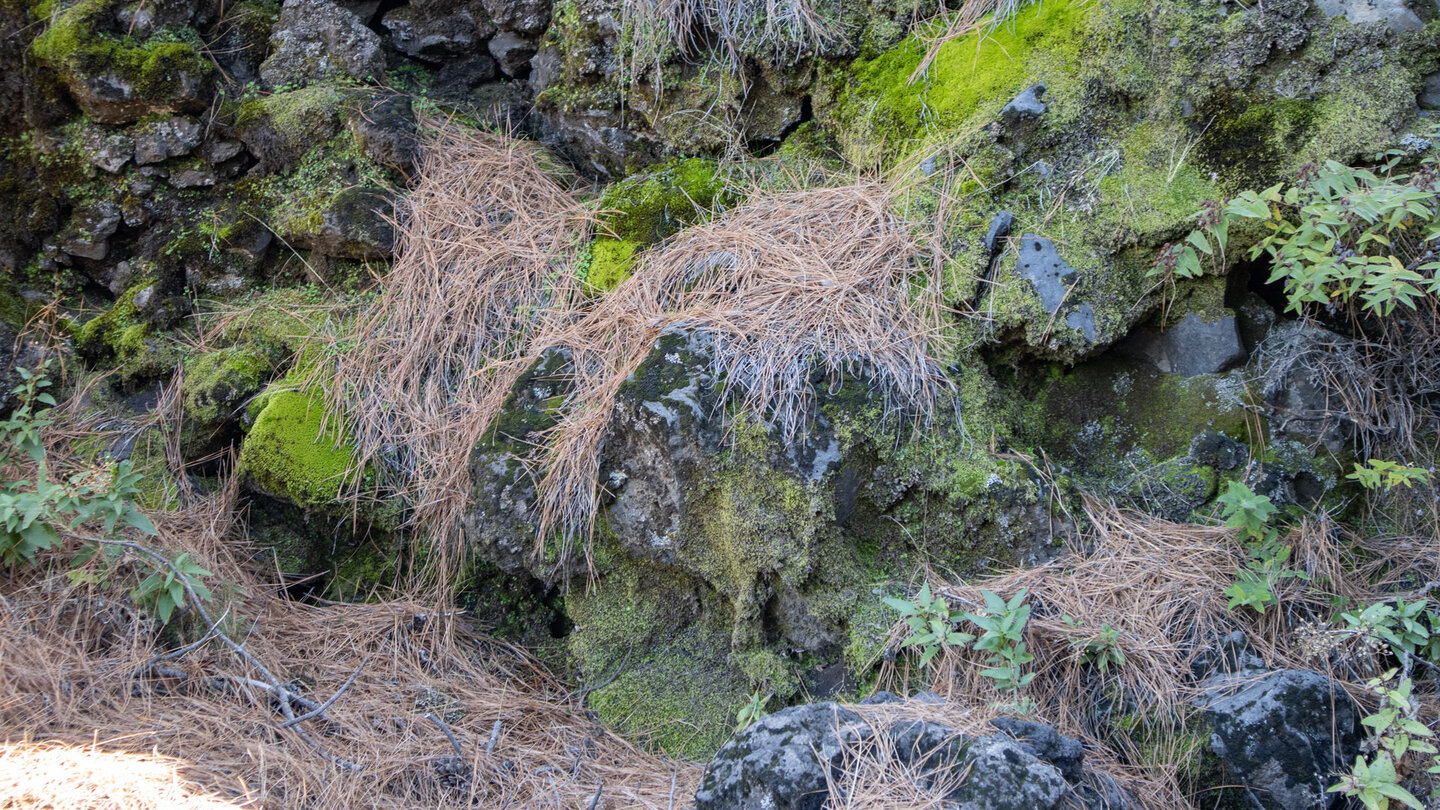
[984,210,1015,255]
[260,0,385,88]
[81,129,135,173]
[694,702,869,810]
[990,717,1085,783]
[482,0,552,34]
[945,733,1070,810]
[349,92,418,171]
[284,186,394,259]
[1200,669,1360,810]
[1017,234,1076,315]
[58,200,123,261]
[1117,312,1248,377]
[133,116,202,164]
[488,31,537,78]
[1001,83,1048,120]
[381,3,495,62]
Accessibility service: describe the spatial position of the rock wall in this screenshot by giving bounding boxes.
[3,0,1438,761]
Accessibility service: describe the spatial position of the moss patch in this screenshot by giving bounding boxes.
[828,0,1089,165]
[238,385,356,509]
[31,0,212,117]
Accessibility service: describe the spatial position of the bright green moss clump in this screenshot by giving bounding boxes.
[580,237,638,293]
[581,157,739,293]
[238,386,356,509]
[834,0,1088,164]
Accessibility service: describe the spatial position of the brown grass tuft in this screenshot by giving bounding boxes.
[529,179,955,574]
[332,123,589,577]
[0,404,697,810]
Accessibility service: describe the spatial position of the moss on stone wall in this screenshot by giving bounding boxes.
[30,0,212,115]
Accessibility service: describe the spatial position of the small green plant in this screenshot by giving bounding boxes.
[1062,616,1125,673]
[1348,460,1432,490]
[1216,482,1307,615]
[1153,145,1440,318]
[1340,599,1440,665]
[0,362,211,626]
[964,588,1036,708]
[1329,671,1439,810]
[884,582,975,669]
[1216,480,1278,543]
[735,690,770,732]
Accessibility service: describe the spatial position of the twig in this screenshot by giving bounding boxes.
[279,656,368,728]
[425,712,466,760]
[485,719,502,755]
[586,781,604,810]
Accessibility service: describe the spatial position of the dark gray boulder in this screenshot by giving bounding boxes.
[381,2,495,62]
[694,703,870,810]
[260,0,385,88]
[482,0,552,35]
[1117,312,1248,377]
[1200,669,1361,810]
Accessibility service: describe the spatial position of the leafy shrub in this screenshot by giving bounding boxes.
[0,362,213,626]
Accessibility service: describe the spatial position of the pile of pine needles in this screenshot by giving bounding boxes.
[0,402,698,810]
[875,498,1435,810]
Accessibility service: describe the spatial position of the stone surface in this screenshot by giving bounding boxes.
[260,0,386,88]
[1254,321,1361,453]
[946,734,1069,810]
[1117,313,1247,377]
[381,3,495,62]
[1200,669,1360,810]
[482,0,551,34]
[350,93,418,171]
[133,116,202,164]
[1001,82,1048,120]
[59,200,122,261]
[1314,0,1425,33]
[488,31,538,77]
[1421,72,1440,110]
[694,703,868,810]
[984,210,1015,255]
[82,130,135,173]
[1017,235,1076,315]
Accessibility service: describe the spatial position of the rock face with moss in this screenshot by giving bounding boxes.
[464,328,1070,756]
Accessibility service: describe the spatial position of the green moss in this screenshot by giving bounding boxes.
[580,237,638,294]
[180,347,273,457]
[830,0,1089,165]
[235,85,350,167]
[31,0,212,103]
[238,385,357,509]
[587,625,750,759]
[75,280,183,385]
[596,157,735,245]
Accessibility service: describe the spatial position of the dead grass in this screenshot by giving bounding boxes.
[529,179,955,575]
[335,125,955,578]
[331,123,589,576]
[875,499,1415,810]
[0,406,698,810]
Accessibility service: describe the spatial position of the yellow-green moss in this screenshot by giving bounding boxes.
[31,0,212,101]
[580,237,638,294]
[596,157,735,245]
[831,0,1089,165]
[238,386,356,508]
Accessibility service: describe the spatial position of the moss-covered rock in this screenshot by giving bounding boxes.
[30,0,213,123]
[238,383,356,509]
[179,346,273,460]
[74,280,183,387]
